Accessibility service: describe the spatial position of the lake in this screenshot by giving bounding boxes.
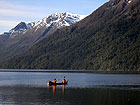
[0,72,140,105]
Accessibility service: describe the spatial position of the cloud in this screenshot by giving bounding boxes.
[0,20,21,34]
[0,1,57,19]
[0,20,20,27]
[0,9,45,18]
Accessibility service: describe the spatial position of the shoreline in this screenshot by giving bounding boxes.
[0,69,140,74]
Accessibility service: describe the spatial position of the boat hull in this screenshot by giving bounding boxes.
[47,81,68,86]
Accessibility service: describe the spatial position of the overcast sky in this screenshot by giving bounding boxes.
[0,0,109,34]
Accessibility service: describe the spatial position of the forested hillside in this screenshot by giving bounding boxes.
[1,0,140,71]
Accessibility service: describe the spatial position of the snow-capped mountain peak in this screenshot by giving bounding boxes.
[9,22,34,33]
[1,22,35,38]
[34,12,86,30]
[0,12,86,38]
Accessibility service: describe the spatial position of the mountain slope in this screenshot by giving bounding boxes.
[0,13,85,62]
[1,0,140,70]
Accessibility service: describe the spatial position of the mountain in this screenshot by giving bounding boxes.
[0,12,85,62]
[1,0,140,71]
[1,22,34,38]
[1,13,85,38]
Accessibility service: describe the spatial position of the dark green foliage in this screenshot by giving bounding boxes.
[1,0,140,71]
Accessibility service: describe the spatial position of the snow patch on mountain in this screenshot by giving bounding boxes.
[111,0,133,7]
[127,0,133,3]
[123,0,133,4]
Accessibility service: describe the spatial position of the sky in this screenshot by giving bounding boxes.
[0,0,109,34]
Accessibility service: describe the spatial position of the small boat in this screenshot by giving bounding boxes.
[47,81,68,86]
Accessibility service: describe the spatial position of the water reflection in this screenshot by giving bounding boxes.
[49,85,65,95]
[53,85,56,94]
[62,85,65,94]
[0,86,140,105]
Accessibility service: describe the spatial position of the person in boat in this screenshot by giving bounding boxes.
[47,81,52,85]
[62,76,66,84]
[53,78,57,83]
[49,81,52,84]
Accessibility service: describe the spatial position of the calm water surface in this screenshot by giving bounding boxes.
[0,72,140,105]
